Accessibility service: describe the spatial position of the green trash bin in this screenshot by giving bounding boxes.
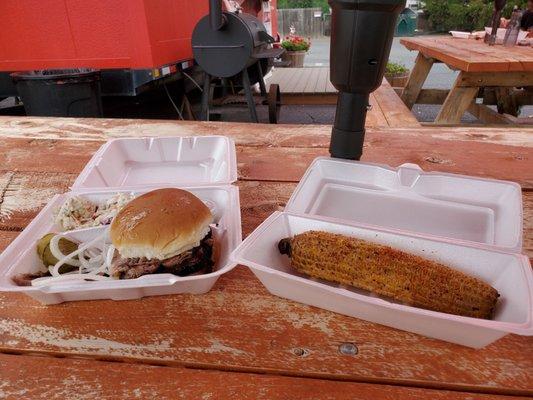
[396,8,417,36]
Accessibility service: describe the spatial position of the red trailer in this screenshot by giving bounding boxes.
[0,0,278,97]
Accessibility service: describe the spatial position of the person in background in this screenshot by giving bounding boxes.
[520,0,533,36]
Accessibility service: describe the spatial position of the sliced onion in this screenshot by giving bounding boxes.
[105,245,115,269]
[49,234,81,268]
[35,229,120,286]
[51,232,107,276]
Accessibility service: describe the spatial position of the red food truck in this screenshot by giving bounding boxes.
[0,0,278,100]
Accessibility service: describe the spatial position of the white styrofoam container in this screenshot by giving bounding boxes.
[232,212,533,348]
[0,136,242,304]
[232,157,529,347]
[72,136,237,189]
[0,186,241,305]
[285,158,522,251]
[449,31,472,39]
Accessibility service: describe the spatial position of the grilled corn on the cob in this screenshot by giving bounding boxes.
[278,231,499,319]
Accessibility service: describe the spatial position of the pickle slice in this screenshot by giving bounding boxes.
[36,233,78,270]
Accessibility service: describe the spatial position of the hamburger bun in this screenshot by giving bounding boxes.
[110,188,213,260]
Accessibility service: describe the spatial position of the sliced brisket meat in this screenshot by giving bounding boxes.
[12,271,51,286]
[112,257,161,280]
[111,232,214,279]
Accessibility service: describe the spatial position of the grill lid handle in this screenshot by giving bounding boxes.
[258,31,275,44]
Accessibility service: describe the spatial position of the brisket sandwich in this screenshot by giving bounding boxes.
[110,188,215,279]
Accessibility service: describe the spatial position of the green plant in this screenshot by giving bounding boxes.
[385,62,409,75]
[422,0,528,32]
[281,35,311,51]
[277,0,330,13]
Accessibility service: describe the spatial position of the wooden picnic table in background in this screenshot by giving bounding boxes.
[0,116,531,399]
[400,36,533,125]
[266,67,421,128]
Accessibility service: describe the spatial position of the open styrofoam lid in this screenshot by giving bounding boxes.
[285,157,523,251]
[72,136,237,189]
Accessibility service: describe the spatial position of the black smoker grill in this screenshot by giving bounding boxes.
[192,0,284,123]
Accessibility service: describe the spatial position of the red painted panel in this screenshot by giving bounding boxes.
[143,0,208,67]
[0,1,77,62]
[0,0,208,71]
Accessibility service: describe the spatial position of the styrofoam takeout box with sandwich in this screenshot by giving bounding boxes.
[0,136,241,304]
[232,158,532,347]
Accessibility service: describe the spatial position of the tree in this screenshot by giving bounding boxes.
[423,0,527,32]
[277,0,330,13]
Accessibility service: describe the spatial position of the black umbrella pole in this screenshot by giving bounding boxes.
[329,91,370,160]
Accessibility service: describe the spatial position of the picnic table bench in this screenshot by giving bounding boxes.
[400,36,533,125]
[0,116,531,398]
[266,67,421,128]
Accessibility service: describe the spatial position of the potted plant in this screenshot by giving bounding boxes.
[384,62,410,87]
[280,35,311,68]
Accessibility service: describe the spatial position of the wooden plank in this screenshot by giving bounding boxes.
[0,354,522,400]
[0,135,531,191]
[367,93,389,127]
[434,86,479,124]
[242,138,532,187]
[285,68,308,93]
[374,79,420,127]
[467,103,513,125]
[0,117,531,149]
[0,138,101,173]
[400,36,533,73]
[416,89,450,104]
[435,73,479,125]
[270,68,300,93]
[293,68,314,94]
[460,40,533,72]
[401,53,435,108]
[238,181,296,236]
[400,38,504,72]
[457,71,533,87]
[0,231,19,249]
[0,171,75,229]
[325,74,337,93]
[0,267,531,395]
[302,67,322,93]
[442,39,519,71]
[270,67,338,94]
[325,69,330,92]
[237,145,531,186]
[316,66,329,94]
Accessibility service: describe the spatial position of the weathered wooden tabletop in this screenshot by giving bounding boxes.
[400,36,533,73]
[0,117,532,399]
